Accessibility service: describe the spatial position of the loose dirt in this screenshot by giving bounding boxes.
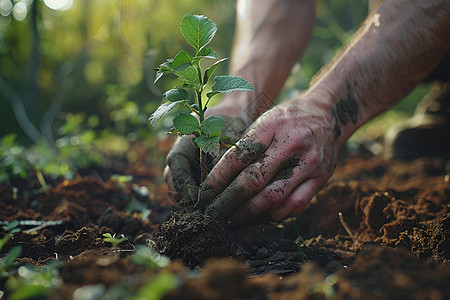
[1,141,449,299]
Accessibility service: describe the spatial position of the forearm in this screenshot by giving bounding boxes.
[303,0,450,146]
[219,0,316,123]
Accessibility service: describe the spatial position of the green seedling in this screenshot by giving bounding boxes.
[102,233,128,249]
[149,13,253,182]
[131,243,170,269]
[1,220,22,277]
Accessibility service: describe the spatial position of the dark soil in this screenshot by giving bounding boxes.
[1,140,449,299]
[154,208,303,274]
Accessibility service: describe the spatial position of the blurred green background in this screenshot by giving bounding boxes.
[0,0,430,182]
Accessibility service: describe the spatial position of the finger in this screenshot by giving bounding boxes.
[166,151,199,203]
[198,127,273,208]
[163,166,181,204]
[204,145,295,220]
[270,177,325,221]
[229,160,311,226]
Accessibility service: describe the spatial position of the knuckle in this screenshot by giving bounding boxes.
[265,183,288,206]
[289,196,310,215]
[306,147,322,167]
[316,169,330,183]
[241,165,267,192]
[163,166,171,182]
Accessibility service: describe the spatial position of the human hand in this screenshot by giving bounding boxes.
[197,98,341,224]
[164,104,250,204]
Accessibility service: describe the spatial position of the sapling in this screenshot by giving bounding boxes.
[149,13,253,183]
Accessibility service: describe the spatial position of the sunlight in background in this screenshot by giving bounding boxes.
[0,0,13,17]
[0,0,72,23]
[12,1,26,20]
[43,0,73,11]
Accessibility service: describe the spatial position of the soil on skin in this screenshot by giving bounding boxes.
[1,139,449,299]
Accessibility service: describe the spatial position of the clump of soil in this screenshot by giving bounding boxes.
[153,208,233,268]
[154,208,304,274]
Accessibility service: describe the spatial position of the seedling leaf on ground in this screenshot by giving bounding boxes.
[102,233,127,248]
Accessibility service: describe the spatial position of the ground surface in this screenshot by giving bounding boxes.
[0,140,449,299]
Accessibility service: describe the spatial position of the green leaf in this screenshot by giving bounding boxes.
[193,48,218,64]
[164,88,189,101]
[154,59,174,83]
[165,127,180,135]
[210,76,253,94]
[201,116,225,135]
[1,245,21,266]
[206,91,221,99]
[197,47,218,59]
[0,235,10,251]
[3,219,19,232]
[174,64,200,88]
[181,14,217,52]
[154,71,166,84]
[204,58,228,84]
[219,135,236,148]
[173,113,200,135]
[173,50,193,68]
[191,137,200,149]
[149,100,187,126]
[195,134,220,157]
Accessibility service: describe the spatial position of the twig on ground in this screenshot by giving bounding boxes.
[338,212,357,241]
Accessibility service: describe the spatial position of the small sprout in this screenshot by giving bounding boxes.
[149,13,253,183]
[0,246,22,276]
[110,174,133,183]
[102,233,128,249]
[2,219,21,234]
[131,242,170,269]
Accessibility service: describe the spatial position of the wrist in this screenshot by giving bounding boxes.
[297,88,363,148]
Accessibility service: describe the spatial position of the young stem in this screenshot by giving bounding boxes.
[196,90,208,183]
[195,61,208,183]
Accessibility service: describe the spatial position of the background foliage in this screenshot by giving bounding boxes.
[0,0,430,182]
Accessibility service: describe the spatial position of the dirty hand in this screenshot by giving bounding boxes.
[197,98,340,224]
[164,104,250,204]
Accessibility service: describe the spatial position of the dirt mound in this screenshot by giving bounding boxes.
[1,153,449,299]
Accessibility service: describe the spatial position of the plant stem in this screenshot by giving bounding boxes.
[196,89,208,183]
[197,90,208,183]
[194,61,208,183]
[200,150,207,183]
[196,89,204,123]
